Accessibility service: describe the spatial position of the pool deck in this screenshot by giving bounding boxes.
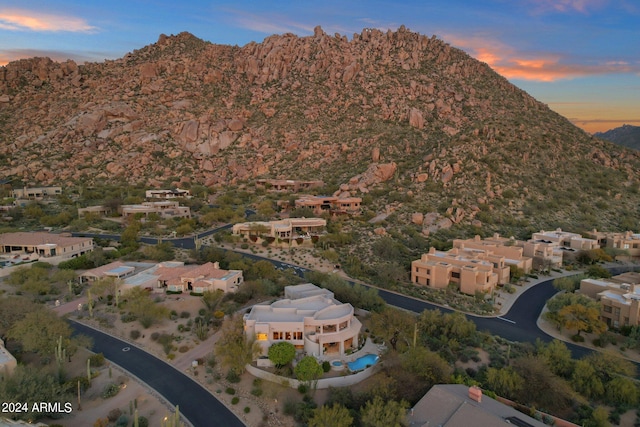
[319,338,384,365]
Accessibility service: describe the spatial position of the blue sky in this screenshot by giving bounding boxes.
[1,0,638,133]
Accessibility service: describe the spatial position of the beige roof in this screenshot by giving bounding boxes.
[410,384,546,427]
[0,232,92,247]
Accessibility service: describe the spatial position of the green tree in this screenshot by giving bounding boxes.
[214,314,261,375]
[360,396,408,427]
[558,303,606,337]
[0,297,41,337]
[584,406,610,427]
[247,260,277,281]
[553,276,580,292]
[308,403,353,427]
[202,289,224,311]
[8,309,72,356]
[485,366,524,399]
[369,307,416,352]
[0,366,72,421]
[605,377,638,406]
[536,339,574,377]
[121,220,141,249]
[268,342,296,368]
[124,287,169,328]
[511,356,574,413]
[400,346,452,386]
[295,356,324,386]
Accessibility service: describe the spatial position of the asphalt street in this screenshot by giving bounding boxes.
[69,321,244,427]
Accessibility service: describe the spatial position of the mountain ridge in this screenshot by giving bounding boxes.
[594,124,640,151]
[1,26,638,233]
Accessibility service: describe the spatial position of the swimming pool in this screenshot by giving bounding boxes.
[347,354,379,371]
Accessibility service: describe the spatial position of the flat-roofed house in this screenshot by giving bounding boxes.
[11,186,62,200]
[294,195,362,216]
[232,218,326,240]
[0,232,93,264]
[256,179,324,192]
[120,201,191,219]
[155,261,243,294]
[243,283,361,357]
[411,247,498,295]
[79,261,136,283]
[145,188,191,199]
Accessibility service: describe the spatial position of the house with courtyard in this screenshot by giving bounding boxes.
[0,232,93,265]
[243,283,362,357]
[411,247,498,295]
[155,261,243,294]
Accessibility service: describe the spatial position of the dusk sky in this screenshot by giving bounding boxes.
[1,0,638,133]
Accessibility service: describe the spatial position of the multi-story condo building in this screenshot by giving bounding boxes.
[243,283,362,357]
[452,236,533,281]
[411,247,498,295]
[590,229,640,258]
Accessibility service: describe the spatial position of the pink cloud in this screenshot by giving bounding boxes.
[526,0,609,14]
[0,8,97,32]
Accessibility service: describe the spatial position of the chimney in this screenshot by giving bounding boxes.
[213,261,220,269]
[468,386,482,403]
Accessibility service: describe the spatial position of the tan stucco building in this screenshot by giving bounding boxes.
[11,186,62,200]
[156,261,243,294]
[590,229,640,258]
[243,283,361,357]
[120,201,191,219]
[453,236,533,281]
[580,272,640,328]
[411,247,498,295]
[256,179,324,192]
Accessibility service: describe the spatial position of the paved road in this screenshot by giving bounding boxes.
[69,321,244,427]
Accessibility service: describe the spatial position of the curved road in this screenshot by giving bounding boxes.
[69,321,244,427]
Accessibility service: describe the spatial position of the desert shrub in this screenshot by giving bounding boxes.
[180,311,190,318]
[226,369,241,383]
[179,345,189,353]
[322,361,331,373]
[244,407,250,414]
[150,332,160,341]
[137,416,149,427]
[298,384,308,394]
[130,330,141,340]
[89,353,106,367]
[198,308,206,316]
[120,313,137,323]
[231,397,240,405]
[571,334,585,342]
[107,408,122,422]
[116,414,128,427]
[226,387,236,395]
[102,383,120,399]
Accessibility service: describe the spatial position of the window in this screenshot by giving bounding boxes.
[451,272,460,279]
[294,332,302,340]
[256,333,268,341]
[603,305,612,313]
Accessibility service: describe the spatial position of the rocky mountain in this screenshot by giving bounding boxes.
[1,26,639,234]
[594,124,640,151]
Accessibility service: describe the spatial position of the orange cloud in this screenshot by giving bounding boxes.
[0,8,97,32]
[446,34,637,82]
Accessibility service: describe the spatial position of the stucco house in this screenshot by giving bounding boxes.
[232,218,326,241]
[256,179,324,192]
[11,186,62,200]
[155,261,243,294]
[294,195,362,216]
[120,201,191,219]
[145,188,191,199]
[243,283,362,357]
[590,229,640,259]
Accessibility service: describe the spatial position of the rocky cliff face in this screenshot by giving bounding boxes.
[1,26,639,230]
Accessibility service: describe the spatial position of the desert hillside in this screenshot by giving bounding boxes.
[1,26,638,235]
